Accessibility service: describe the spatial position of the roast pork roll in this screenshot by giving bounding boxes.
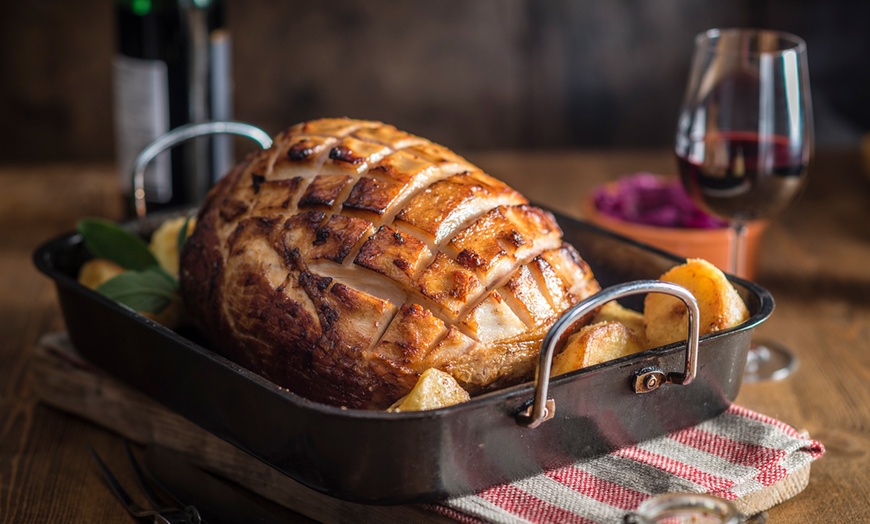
[180,118,600,409]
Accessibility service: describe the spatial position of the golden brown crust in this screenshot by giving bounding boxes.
[180,118,600,408]
[354,225,432,288]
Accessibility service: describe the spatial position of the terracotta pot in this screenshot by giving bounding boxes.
[581,186,768,281]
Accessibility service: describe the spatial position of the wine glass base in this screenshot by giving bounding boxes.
[743,338,798,383]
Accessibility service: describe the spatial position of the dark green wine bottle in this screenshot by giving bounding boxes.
[113,0,231,215]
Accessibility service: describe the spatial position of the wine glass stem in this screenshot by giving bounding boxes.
[730,221,748,278]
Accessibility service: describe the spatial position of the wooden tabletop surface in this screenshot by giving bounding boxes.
[1,149,868,523]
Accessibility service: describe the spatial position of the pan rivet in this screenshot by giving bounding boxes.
[633,368,666,393]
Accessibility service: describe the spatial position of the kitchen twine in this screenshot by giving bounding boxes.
[432,404,824,524]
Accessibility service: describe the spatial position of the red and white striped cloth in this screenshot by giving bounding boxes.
[436,404,824,524]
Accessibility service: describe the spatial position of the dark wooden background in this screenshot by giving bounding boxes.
[1,0,869,163]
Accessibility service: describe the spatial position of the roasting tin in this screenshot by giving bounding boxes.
[34,117,773,504]
[34,210,773,504]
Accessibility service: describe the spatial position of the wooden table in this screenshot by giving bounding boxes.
[1,150,868,523]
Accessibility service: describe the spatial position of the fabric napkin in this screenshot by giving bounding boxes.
[434,404,824,524]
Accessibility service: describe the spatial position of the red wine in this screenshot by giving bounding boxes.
[676,132,808,221]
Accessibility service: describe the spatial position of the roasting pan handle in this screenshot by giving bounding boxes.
[516,280,701,429]
[132,121,273,218]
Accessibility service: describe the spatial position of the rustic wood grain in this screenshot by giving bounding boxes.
[33,333,453,524]
[0,165,128,524]
[0,151,868,523]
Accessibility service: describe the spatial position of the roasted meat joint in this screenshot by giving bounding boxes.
[181,118,601,409]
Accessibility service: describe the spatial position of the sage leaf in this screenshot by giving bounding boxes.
[153,265,179,287]
[78,218,159,271]
[96,268,178,313]
[177,214,193,257]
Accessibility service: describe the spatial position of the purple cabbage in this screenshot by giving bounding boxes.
[593,173,727,229]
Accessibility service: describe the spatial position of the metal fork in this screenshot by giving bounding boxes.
[90,442,202,524]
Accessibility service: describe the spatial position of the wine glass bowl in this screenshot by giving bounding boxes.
[676,29,812,226]
[676,131,808,222]
[675,28,813,382]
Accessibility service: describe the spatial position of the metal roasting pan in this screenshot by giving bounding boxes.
[33,118,773,504]
[33,209,773,504]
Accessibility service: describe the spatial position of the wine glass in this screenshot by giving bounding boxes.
[675,28,813,382]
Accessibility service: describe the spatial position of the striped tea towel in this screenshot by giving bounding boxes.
[436,404,824,524]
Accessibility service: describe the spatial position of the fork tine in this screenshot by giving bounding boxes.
[124,440,166,509]
[89,447,139,511]
[89,447,165,520]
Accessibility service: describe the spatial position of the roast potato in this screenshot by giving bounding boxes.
[149,215,196,277]
[592,301,646,345]
[552,320,646,375]
[554,258,750,376]
[644,258,749,348]
[78,258,125,290]
[387,368,471,412]
[79,215,195,330]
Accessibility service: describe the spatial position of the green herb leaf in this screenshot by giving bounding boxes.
[153,265,179,287]
[96,268,178,313]
[177,214,193,257]
[78,218,159,271]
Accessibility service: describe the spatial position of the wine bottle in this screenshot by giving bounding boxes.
[113,0,232,215]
